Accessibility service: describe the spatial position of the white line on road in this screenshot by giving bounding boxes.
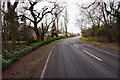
[83,50,102,62]
[40,44,56,78]
[71,41,79,48]
[74,44,79,48]
[70,41,73,44]
[72,41,76,44]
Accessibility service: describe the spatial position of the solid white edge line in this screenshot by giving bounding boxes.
[83,50,102,61]
[40,44,56,78]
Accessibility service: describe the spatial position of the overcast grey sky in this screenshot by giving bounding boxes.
[67,0,80,34]
[65,0,94,34]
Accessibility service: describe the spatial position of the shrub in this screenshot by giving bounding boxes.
[95,27,106,36]
[2,58,12,70]
[87,37,98,42]
[28,37,37,44]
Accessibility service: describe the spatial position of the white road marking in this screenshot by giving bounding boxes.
[74,44,79,48]
[70,41,73,44]
[83,50,102,62]
[71,40,79,48]
[40,44,56,78]
[72,41,76,44]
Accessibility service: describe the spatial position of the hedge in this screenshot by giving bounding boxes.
[2,36,66,70]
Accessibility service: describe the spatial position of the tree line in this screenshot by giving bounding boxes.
[77,0,120,43]
[2,0,68,50]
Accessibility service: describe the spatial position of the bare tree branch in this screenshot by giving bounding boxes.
[13,0,19,10]
[37,4,57,23]
[81,0,96,9]
[18,15,34,23]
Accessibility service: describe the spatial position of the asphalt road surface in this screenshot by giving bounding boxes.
[43,36,119,78]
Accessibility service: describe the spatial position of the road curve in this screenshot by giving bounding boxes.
[43,37,118,78]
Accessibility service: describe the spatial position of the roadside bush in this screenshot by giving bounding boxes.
[87,37,98,42]
[2,58,12,70]
[2,36,66,70]
[95,27,106,36]
[28,37,37,44]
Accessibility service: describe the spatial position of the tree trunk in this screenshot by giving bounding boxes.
[35,29,41,41]
[65,25,67,37]
[10,9,16,50]
[41,33,44,41]
[105,26,113,43]
[106,31,112,43]
[34,23,41,41]
[57,17,59,31]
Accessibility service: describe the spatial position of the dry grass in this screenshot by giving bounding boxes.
[2,41,59,78]
[88,41,118,53]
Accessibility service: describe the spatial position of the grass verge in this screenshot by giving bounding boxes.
[80,36,118,53]
[2,40,62,78]
[2,36,66,70]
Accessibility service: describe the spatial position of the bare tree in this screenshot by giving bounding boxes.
[20,1,60,41]
[2,0,19,50]
[40,16,56,40]
[104,1,120,41]
[64,8,68,37]
[8,0,19,50]
[78,0,118,42]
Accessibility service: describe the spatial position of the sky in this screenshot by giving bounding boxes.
[65,0,93,34]
[67,0,80,34]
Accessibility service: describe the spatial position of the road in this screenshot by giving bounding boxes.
[43,36,119,78]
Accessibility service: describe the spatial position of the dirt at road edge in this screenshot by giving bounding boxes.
[2,42,56,78]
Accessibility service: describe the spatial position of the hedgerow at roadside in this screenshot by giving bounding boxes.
[2,36,66,70]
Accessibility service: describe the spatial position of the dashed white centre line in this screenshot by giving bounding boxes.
[70,41,73,44]
[71,41,79,48]
[83,50,102,62]
[71,40,102,61]
[74,44,79,48]
[72,41,76,44]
